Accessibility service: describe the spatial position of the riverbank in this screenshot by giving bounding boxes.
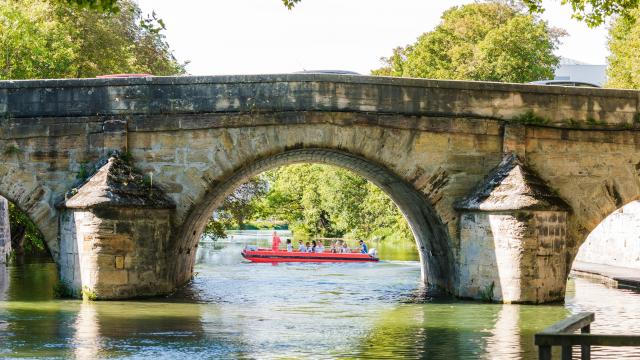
[572,261,640,290]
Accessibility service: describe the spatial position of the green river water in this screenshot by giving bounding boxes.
[1,231,639,359]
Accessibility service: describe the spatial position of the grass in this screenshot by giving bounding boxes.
[511,110,549,125]
[3,144,22,156]
[82,286,97,301]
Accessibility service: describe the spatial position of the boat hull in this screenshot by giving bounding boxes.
[241,249,378,263]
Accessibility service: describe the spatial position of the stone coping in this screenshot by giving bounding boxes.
[0,73,637,98]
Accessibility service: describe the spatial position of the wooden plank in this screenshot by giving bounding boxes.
[535,334,640,347]
[537,312,595,335]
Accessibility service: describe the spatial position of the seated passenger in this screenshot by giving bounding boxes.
[359,240,368,254]
[286,239,293,252]
[316,242,324,253]
[330,241,338,253]
[341,242,350,253]
[298,240,307,252]
[307,241,315,253]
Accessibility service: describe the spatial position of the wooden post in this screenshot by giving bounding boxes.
[562,345,572,360]
[539,345,552,360]
[581,324,591,360]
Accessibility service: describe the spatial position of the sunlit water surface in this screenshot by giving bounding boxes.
[1,232,639,359]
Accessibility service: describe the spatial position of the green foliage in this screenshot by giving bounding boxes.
[512,110,550,125]
[255,164,413,244]
[203,176,270,238]
[607,8,640,89]
[283,0,639,27]
[82,286,97,301]
[479,282,495,302]
[203,219,226,240]
[63,0,119,12]
[76,163,90,181]
[372,2,563,83]
[8,202,46,254]
[3,144,22,156]
[53,280,74,299]
[119,150,133,164]
[0,0,185,80]
[523,0,639,27]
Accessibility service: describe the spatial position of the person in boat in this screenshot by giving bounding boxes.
[305,242,312,252]
[286,239,293,252]
[272,231,281,251]
[341,242,350,253]
[298,240,307,252]
[330,241,338,253]
[359,240,368,254]
[316,241,325,253]
[310,240,317,253]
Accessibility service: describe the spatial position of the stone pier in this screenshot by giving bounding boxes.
[455,154,570,303]
[58,156,177,299]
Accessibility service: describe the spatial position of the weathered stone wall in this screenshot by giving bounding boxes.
[575,201,640,269]
[458,211,567,303]
[0,196,10,264]
[59,208,175,299]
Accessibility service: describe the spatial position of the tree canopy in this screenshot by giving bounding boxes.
[0,0,185,80]
[371,2,563,83]
[206,164,414,246]
[0,0,184,256]
[283,0,639,27]
[606,8,640,89]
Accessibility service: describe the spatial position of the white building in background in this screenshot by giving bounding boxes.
[553,58,607,86]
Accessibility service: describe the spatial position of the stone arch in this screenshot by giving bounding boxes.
[565,185,640,278]
[172,148,455,292]
[571,199,640,272]
[0,164,58,256]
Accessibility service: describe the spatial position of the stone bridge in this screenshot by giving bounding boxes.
[1,74,639,303]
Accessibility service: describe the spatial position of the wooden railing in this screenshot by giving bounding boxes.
[535,312,640,359]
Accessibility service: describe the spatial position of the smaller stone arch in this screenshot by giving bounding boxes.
[572,200,640,274]
[0,165,59,257]
[172,148,456,293]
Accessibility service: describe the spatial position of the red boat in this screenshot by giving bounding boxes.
[241,248,379,263]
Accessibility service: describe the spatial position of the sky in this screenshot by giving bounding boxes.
[135,0,609,76]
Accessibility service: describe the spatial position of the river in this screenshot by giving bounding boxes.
[1,231,639,359]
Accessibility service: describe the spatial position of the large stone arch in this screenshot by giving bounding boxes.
[171,148,455,292]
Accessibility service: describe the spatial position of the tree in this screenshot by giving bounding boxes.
[8,202,46,257]
[0,0,184,254]
[257,164,413,244]
[218,177,269,229]
[0,0,185,80]
[203,177,269,239]
[606,8,640,89]
[282,0,639,27]
[371,2,563,83]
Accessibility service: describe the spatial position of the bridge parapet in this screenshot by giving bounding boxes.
[0,74,638,130]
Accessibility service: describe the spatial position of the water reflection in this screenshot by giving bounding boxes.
[0,237,639,359]
[72,303,100,359]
